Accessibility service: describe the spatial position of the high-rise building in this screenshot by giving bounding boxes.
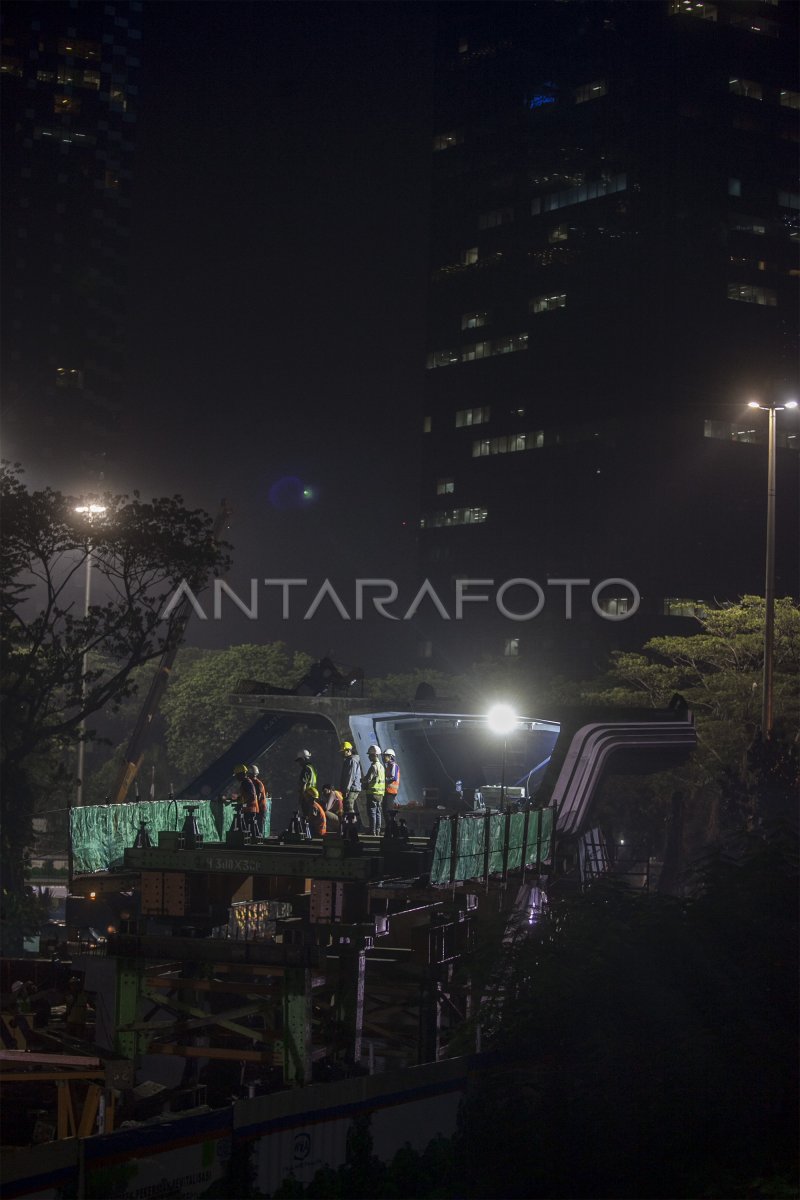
[1,1,141,492]
[419,0,799,673]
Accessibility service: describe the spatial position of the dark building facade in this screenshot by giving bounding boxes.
[419,0,799,673]
[1,0,141,493]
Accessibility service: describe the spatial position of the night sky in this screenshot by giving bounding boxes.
[120,2,437,670]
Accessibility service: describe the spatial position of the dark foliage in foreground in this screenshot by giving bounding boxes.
[270,824,798,1199]
[454,822,799,1199]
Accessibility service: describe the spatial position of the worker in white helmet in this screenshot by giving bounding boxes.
[363,744,385,835]
[382,748,400,827]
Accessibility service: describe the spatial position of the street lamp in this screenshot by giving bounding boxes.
[487,703,518,811]
[74,504,107,811]
[747,397,798,737]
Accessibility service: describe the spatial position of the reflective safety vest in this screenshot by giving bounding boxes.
[240,777,259,813]
[307,801,327,836]
[299,763,317,794]
[253,778,269,814]
[364,759,385,798]
[385,762,400,796]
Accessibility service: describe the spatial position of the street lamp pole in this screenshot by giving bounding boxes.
[748,397,798,737]
[487,703,518,812]
[75,543,94,811]
[73,505,107,814]
[763,402,776,739]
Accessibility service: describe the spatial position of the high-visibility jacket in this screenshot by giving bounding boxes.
[385,761,400,797]
[239,777,259,813]
[253,778,269,814]
[324,788,344,815]
[363,759,385,798]
[306,800,327,836]
[298,763,317,796]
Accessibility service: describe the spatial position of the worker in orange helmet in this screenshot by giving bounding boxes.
[302,786,327,836]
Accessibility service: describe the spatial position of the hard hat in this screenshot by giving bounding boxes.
[340,741,353,753]
[248,764,259,776]
[384,748,396,759]
[233,764,248,776]
[11,980,24,994]
[304,786,319,800]
[295,750,312,762]
[368,743,381,755]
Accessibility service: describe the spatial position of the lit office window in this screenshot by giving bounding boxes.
[596,595,629,616]
[663,599,701,617]
[727,283,776,305]
[503,637,520,657]
[54,94,81,114]
[436,478,455,495]
[575,80,607,104]
[462,246,479,265]
[549,223,570,242]
[472,434,527,457]
[729,78,763,100]
[727,14,778,37]
[427,349,460,369]
[530,293,566,314]
[729,215,766,234]
[56,367,84,389]
[728,178,741,197]
[58,38,101,61]
[668,0,717,19]
[779,90,800,109]
[479,207,514,229]
[493,334,529,354]
[455,407,491,428]
[461,341,491,362]
[461,311,488,330]
[433,130,464,151]
[532,173,627,214]
[419,508,488,528]
[423,415,432,433]
[704,420,758,444]
[57,67,101,89]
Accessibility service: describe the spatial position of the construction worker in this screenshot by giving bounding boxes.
[248,764,270,836]
[339,740,362,818]
[363,744,385,835]
[295,750,317,804]
[302,786,327,836]
[383,748,400,827]
[321,784,343,834]
[233,764,259,837]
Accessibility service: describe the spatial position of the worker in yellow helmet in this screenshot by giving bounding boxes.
[338,740,362,821]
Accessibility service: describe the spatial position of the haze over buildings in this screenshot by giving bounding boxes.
[1,0,141,494]
[1,1,797,676]
[419,1,799,672]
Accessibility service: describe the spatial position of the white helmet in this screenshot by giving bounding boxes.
[384,748,396,759]
[248,764,260,776]
[367,743,381,756]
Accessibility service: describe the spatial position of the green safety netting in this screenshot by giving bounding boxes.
[430,808,554,886]
[70,799,269,875]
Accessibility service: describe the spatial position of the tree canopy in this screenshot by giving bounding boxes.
[0,464,230,944]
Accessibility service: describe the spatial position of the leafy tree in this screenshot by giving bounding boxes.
[159,643,314,780]
[575,597,799,853]
[451,823,799,1198]
[0,464,230,947]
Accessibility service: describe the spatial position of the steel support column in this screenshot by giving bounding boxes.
[281,967,312,1086]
